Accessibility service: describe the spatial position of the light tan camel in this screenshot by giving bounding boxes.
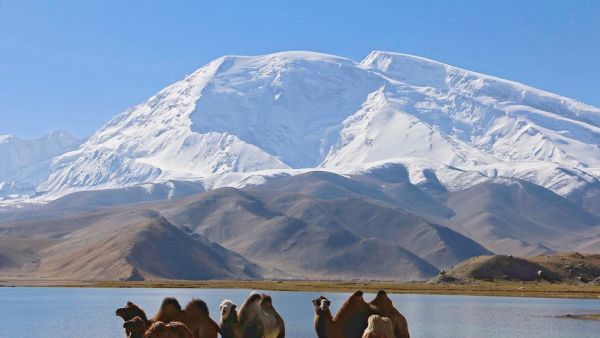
[219,293,285,338]
[362,315,395,338]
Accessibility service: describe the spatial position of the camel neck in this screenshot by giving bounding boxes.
[220,314,240,338]
[315,311,336,338]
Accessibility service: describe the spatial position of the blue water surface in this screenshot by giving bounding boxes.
[0,287,599,337]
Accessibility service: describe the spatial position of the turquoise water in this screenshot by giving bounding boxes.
[0,287,599,337]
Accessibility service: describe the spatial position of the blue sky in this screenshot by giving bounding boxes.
[1,0,599,138]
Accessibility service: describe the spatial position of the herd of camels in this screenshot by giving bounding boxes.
[115,290,410,338]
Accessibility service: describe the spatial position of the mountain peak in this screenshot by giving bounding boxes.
[11,50,597,198]
[0,134,15,143]
[0,130,84,198]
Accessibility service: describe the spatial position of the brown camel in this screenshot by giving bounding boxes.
[368,291,410,338]
[219,300,242,338]
[312,296,340,338]
[362,315,395,338]
[313,291,375,338]
[117,301,151,336]
[124,316,150,338]
[219,293,285,338]
[144,321,194,338]
[152,298,220,338]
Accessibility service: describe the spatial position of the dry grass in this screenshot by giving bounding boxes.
[1,279,600,299]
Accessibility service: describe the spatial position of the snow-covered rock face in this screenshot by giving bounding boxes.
[190,52,384,167]
[360,51,600,168]
[0,131,83,198]
[38,51,600,197]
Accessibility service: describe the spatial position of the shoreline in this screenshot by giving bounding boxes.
[1,279,600,299]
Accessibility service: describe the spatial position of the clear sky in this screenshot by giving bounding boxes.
[1,0,599,138]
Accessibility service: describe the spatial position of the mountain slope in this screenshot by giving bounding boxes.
[0,208,263,281]
[446,179,600,255]
[156,179,489,275]
[1,170,599,281]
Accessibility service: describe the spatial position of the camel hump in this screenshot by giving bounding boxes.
[259,294,273,306]
[146,321,168,334]
[247,292,262,302]
[348,290,366,303]
[371,290,393,307]
[185,298,210,315]
[241,293,262,310]
[166,321,194,337]
[160,297,182,311]
[238,292,263,323]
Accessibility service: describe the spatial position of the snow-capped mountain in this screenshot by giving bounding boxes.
[2,51,600,280]
[37,51,600,198]
[0,131,84,198]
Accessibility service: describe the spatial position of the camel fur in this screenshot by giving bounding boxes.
[123,316,149,338]
[144,321,194,338]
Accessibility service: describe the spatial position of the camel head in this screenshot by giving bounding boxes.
[312,296,332,314]
[367,314,389,328]
[123,316,147,334]
[219,299,237,320]
[365,315,394,337]
[116,301,148,322]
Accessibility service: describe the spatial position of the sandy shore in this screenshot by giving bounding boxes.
[1,279,600,299]
[559,314,600,320]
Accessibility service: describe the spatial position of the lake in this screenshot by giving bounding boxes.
[0,287,599,337]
